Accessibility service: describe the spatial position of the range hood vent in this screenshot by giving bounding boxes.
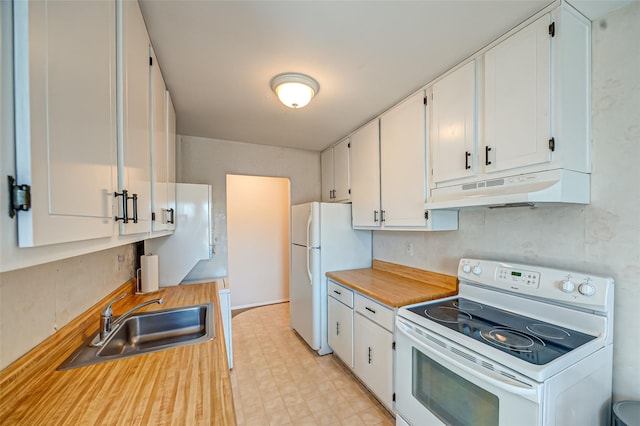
[426,169,590,210]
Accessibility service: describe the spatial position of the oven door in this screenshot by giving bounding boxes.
[395,318,543,426]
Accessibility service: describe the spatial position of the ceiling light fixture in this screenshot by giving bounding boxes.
[270,73,319,109]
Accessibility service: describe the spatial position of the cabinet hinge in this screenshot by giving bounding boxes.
[348,142,351,148]
[348,188,351,195]
[549,22,555,37]
[149,56,153,66]
[548,137,555,152]
[392,341,396,350]
[8,176,31,218]
[423,96,428,105]
[424,211,429,220]
[393,393,396,402]
[151,212,156,221]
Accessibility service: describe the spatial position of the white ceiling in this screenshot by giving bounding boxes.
[139,0,555,152]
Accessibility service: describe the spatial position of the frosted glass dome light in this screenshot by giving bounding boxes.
[271,73,319,109]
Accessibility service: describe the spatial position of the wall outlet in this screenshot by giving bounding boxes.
[405,242,414,257]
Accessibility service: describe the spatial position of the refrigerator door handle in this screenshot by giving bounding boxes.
[306,212,313,284]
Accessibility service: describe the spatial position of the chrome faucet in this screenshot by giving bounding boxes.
[92,293,164,346]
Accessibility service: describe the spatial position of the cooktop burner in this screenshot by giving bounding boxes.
[406,298,597,365]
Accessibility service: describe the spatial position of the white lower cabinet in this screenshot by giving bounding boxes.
[328,279,395,412]
[328,294,354,368]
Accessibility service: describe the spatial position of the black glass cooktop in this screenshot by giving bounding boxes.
[407,298,597,365]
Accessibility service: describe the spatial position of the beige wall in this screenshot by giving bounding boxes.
[177,135,321,281]
[0,244,137,369]
[227,175,290,308]
[374,2,640,401]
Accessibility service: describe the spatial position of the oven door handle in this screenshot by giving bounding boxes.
[397,320,538,397]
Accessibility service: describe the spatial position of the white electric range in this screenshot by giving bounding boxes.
[395,258,614,426]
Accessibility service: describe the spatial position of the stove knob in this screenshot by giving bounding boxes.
[560,280,575,293]
[462,264,471,274]
[472,265,482,275]
[578,283,596,296]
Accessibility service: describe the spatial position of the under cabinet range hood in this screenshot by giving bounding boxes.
[425,169,590,209]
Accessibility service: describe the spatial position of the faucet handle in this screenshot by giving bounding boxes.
[102,293,127,317]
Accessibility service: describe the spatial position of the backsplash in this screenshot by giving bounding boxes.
[0,244,136,370]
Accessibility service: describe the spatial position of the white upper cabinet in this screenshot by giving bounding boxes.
[350,120,381,228]
[117,0,152,235]
[380,92,428,227]
[150,48,170,232]
[484,14,551,173]
[321,138,350,203]
[13,0,117,247]
[166,91,177,231]
[431,61,477,184]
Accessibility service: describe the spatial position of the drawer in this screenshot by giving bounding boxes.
[354,293,394,332]
[328,280,353,308]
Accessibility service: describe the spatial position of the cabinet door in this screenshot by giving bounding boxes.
[13,0,116,247]
[354,313,394,410]
[431,61,477,184]
[333,138,351,202]
[150,48,168,231]
[350,120,381,228]
[380,92,427,227]
[117,0,151,235]
[166,91,177,231]
[484,14,551,173]
[320,148,334,202]
[328,296,354,368]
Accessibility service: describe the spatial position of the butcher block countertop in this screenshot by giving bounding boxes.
[0,280,236,425]
[326,259,458,307]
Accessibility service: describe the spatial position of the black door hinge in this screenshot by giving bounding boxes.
[424,96,428,105]
[149,56,153,66]
[8,176,31,218]
[549,22,555,37]
[549,137,555,152]
[393,393,396,402]
[425,211,429,220]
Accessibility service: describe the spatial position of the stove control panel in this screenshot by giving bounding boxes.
[496,267,540,288]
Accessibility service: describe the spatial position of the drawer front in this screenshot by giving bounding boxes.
[355,294,394,332]
[328,280,354,308]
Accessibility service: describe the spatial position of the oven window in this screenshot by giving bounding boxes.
[412,348,499,425]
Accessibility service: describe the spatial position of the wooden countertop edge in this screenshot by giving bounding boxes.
[0,279,236,425]
[326,260,458,307]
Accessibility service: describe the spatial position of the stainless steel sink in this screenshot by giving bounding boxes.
[58,303,214,370]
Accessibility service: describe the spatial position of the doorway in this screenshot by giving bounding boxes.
[226,174,290,309]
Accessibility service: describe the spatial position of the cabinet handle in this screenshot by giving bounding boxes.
[334,290,342,295]
[485,146,492,166]
[336,321,340,336]
[368,346,373,364]
[131,193,138,224]
[465,151,471,170]
[114,190,129,223]
[374,210,379,223]
[381,210,386,222]
[167,208,175,224]
[365,306,376,315]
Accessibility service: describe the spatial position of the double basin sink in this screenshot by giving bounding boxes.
[58,302,215,370]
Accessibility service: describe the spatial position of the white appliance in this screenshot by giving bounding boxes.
[395,258,614,426]
[290,202,371,355]
[145,183,212,286]
[426,169,590,209]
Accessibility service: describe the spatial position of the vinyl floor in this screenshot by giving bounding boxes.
[230,302,395,425]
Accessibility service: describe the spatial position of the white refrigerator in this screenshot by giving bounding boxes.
[290,202,372,355]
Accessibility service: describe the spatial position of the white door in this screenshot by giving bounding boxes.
[431,61,477,184]
[118,0,151,235]
[350,120,381,228]
[320,149,334,202]
[380,91,427,227]
[328,296,354,368]
[354,312,394,410]
[13,0,116,246]
[333,138,351,202]
[150,47,168,231]
[484,14,551,173]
